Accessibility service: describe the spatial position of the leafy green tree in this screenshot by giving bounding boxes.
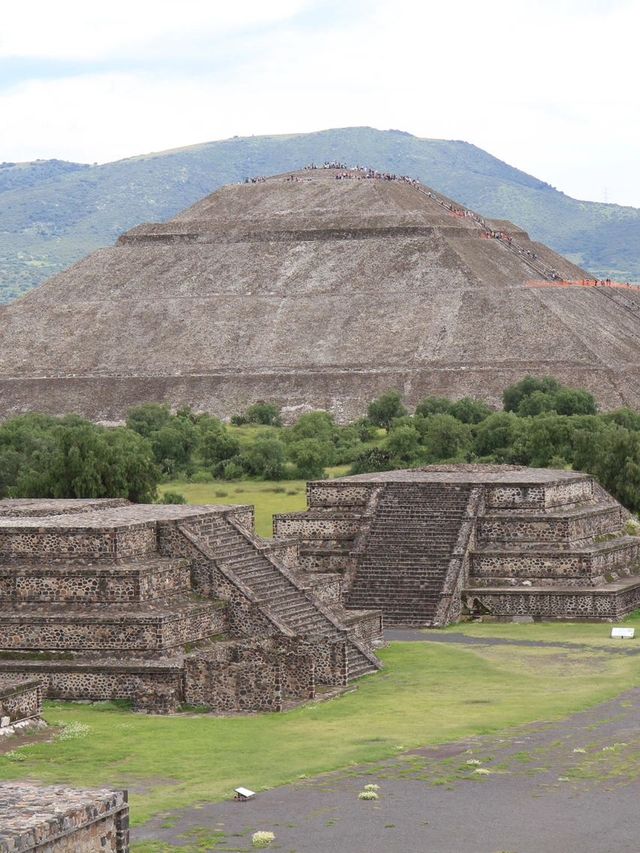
[126,403,172,438]
[473,412,527,462]
[349,448,395,475]
[244,402,282,426]
[421,414,471,462]
[449,397,492,424]
[502,376,561,412]
[241,434,287,480]
[198,417,241,470]
[386,424,421,463]
[0,413,159,502]
[159,491,187,504]
[367,391,407,431]
[288,438,331,479]
[415,397,453,418]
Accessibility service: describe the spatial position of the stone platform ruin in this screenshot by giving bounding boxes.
[0,783,129,852]
[0,499,382,713]
[274,465,640,625]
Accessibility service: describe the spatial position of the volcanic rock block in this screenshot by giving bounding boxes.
[2,168,640,421]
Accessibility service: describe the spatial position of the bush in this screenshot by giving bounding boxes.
[244,402,282,426]
[0,414,159,503]
[367,391,407,431]
[421,414,471,463]
[218,459,245,481]
[349,448,395,474]
[386,424,421,464]
[287,438,331,479]
[241,435,287,480]
[158,491,187,505]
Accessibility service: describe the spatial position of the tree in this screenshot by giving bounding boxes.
[473,412,526,462]
[126,403,172,438]
[0,413,159,502]
[241,434,287,480]
[415,397,453,418]
[386,424,421,463]
[198,417,241,470]
[244,402,282,426]
[449,397,492,424]
[421,414,471,462]
[349,448,395,475]
[502,376,561,413]
[287,438,331,479]
[367,391,407,431]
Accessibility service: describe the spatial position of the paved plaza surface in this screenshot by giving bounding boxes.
[135,660,640,852]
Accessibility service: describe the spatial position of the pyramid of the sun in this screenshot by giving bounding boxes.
[2,167,640,421]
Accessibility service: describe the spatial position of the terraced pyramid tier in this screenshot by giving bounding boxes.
[0,499,382,713]
[3,168,640,421]
[275,465,640,625]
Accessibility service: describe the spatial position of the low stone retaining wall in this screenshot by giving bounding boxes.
[463,580,640,620]
[0,784,129,852]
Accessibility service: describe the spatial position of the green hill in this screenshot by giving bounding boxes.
[1,126,639,303]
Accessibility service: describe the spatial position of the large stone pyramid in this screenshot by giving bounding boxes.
[2,166,640,421]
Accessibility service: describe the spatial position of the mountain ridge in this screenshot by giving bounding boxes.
[1,126,638,303]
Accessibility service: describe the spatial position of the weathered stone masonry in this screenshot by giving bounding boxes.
[0,499,382,714]
[275,466,640,625]
[0,784,129,853]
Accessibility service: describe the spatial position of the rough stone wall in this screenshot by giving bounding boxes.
[463,583,640,619]
[0,602,225,652]
[0,524,155,559]
[183,656,283,712]
[477,506,623,543]
[0,666,182,713]
[0,785,129,853]
[0,680,42,724]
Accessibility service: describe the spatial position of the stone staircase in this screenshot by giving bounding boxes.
[346,483,473,625]
[179,515,381,683]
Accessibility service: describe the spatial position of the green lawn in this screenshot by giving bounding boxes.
[158,466,349,538]
[1,640,638,828]
[433,609,640,648]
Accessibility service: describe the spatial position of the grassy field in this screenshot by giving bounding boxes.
[434,608,640,648]
[1,637,639,832]
[158,466,349,537]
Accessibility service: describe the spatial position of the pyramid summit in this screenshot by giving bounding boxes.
[1,164,640,421]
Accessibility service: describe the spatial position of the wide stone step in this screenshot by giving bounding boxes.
[0,596,226,652]
[0,556,191,604]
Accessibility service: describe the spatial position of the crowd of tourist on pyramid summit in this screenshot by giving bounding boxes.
[242,162,563,280]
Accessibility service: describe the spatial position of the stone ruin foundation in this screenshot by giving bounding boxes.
[0,679,45,741]
[274,465,640,626]
[0,784,129,852]
[0,499,382,714]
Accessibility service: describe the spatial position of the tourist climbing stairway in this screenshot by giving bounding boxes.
[184,517,380,682]
[346,483,472,625]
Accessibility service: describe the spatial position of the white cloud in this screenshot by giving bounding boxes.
[0,0,639,206]
[0,0,310,60]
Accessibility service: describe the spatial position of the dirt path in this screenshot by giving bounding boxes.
[134,686,640,852]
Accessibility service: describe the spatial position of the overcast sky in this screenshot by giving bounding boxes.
[1,0,639,206]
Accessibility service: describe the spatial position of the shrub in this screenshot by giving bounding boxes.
[386,424,421,464]
[159,491,187,505]
[349,448,395,475]
[245,402,282,426]
[287,438,332,479]
[358,790,379,800]
[241,435,287,480]
[367,391,407,431]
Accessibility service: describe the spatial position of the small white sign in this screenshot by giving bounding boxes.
[611,627,635,639]
[234,787,255,800]
[0,716,9,728]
